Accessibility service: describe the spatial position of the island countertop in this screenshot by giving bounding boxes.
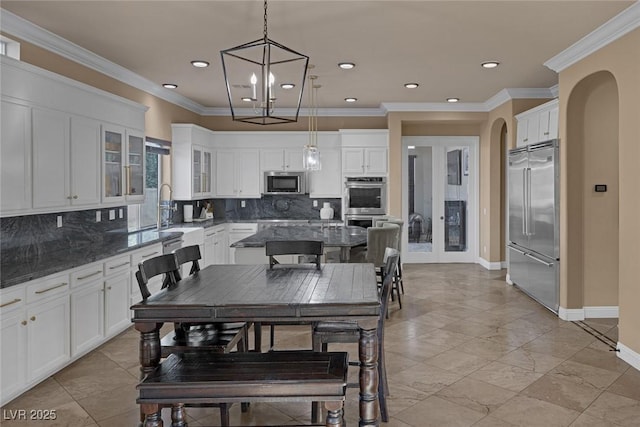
[230,225,367,249]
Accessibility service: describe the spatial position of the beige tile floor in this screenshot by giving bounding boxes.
[3,264,639,426]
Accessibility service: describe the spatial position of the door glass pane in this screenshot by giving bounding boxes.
[408,146,433,253]
[128,134,144,195]
[104,130,122,197]
[193,149,202,193]
[444,148,468,252]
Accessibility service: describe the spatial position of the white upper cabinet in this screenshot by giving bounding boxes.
[308,134,342,198]
[515,99,559,147]
[0,56,147,215]
[1,101,32,214]
[102,125,145,204]
[340,129,389,176]
[214,149,260,198]
[32,111,102,210]
[172,124,215,200]
[260,148,304,171]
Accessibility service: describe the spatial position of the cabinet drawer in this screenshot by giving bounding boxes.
[70,262,104,288]
[0,285,26,314]
[131,244,162,267]
[26,272,70,304]
[104,254,131,276]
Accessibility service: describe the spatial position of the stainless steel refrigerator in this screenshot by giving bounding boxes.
[508,139,560,313]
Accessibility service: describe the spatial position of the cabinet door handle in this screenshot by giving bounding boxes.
[109,262,130,269]
[206,233,216,237]
[73,195,78,199]
[34,282,68,294]
[543,132,549,135]
[125,165,131,196]
[141,251,159,259]
[106,286,112,290]
[77,270,102,280]
[0,298,22,308]
[21,320,27,326]
[30,316,36,321]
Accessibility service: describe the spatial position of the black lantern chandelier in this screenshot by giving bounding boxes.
[220,0,309,125]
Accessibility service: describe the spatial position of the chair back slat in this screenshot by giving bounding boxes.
[175,245,202,276]
[266,240,324,270]
[378,248,399,331]
[136,253,180,299]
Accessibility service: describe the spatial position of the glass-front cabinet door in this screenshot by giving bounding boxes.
[102,125,145,203]
[202,150,212,195]
[192,147,202,195]
[126,131,145,202]
[102,125,124,202]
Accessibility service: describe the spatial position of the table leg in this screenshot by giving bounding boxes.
[136,323,162,426]
[358,327,379,427]
[340,247,350,263]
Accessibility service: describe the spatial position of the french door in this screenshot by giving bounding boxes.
[402,136,478,263]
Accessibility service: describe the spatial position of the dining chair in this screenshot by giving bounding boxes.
[261,240,324,351]
[382,219,405,298]
[363,224,402,309]
[266,240,324,270]
[311,247,400,423]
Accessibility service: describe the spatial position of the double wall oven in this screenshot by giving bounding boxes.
[344,177,387,228]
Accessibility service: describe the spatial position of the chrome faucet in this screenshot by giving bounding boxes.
[157,183,175,229]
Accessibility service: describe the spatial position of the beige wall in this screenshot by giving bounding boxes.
[559,28,640,353]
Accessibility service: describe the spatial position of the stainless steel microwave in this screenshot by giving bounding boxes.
[264,171,306,195]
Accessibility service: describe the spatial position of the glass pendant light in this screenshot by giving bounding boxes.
[303,74,321,170]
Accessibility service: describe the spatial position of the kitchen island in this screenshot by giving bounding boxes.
[231,224,367,263]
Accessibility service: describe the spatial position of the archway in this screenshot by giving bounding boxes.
[565,71,619,317]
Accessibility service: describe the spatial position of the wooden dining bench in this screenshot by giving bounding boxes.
[137,351,349,427]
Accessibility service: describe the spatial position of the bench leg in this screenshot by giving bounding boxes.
[359,327,379,426]
[325,401,344,427]
[170,404,187,427]
[141,403,162,427]
[219,403,230,427]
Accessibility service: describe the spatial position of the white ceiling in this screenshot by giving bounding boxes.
[1,1,635,113]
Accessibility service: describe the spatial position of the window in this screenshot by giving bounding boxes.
[127,138,171,232]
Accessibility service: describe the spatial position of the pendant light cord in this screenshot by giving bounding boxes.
[263,0,269,42]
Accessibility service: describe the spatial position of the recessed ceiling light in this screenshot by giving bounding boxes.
[481,61,500,69]
[344,97,358,103]
[338,62,355,70]
[404,83,419,89]
[446,97,459,103]
[191,60,210,68]
[280,83,295,89]
[163,83,178,89]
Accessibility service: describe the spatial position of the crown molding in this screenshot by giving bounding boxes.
[1,8,559,117]
[545,1,640,72]
[0,9,206,115]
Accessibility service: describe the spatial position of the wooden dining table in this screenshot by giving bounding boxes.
[131,262,382,426]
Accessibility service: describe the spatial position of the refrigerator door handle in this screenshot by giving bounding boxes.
[525,252,554,267]
[526,167,534,236]
[508,245,527,255]
[522,168,527,236]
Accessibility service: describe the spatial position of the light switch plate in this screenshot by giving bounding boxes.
[109,210,115,220]
[241,200,246,208]
[56,215,63,228]
[313,200,318,207]
[96,211,101,222]
[119,208,123,218]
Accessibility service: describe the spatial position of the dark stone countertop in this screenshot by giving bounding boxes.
[231,225,367,248]
[1,229,183,288]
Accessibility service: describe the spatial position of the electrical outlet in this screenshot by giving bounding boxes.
[96,211,101,222]
[56,215,63,228]
[313,200,318,207]
[483,245,487,253]
[241,200,246,208]
[119,208,123,218]
[109,210,115,220]
[483,208,487,215]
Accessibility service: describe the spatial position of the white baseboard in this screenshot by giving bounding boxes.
[478,257,503,270]
[584,306,619,318]
[558,307,585,321]
[617,342,640,372]
[501,261,508,269]
[558,306,619,321]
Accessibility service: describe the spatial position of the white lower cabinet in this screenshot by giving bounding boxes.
[104,271,131,337]
[228,223,258,264]
[27,295,71,382]
[71,279,105,356]
[203,225,228,267]
[0,306,27,401]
